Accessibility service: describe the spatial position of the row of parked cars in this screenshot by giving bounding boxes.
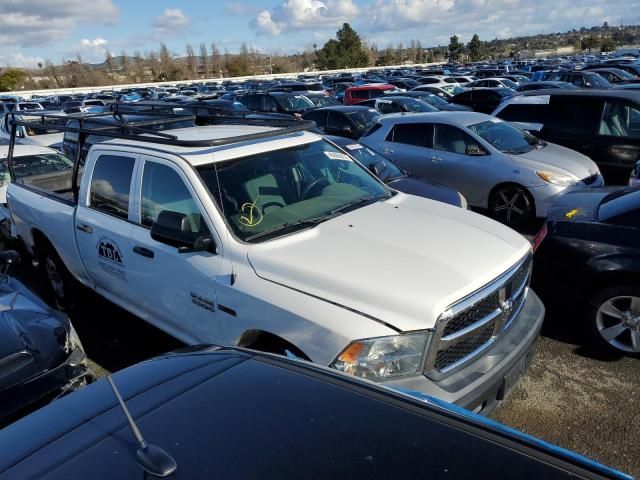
[0,60,637,476]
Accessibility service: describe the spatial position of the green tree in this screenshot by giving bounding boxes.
[600,37,616,52]
[0,69,26,91]
[448,35,464,62]
[582,35,600,52]
[467,34,482,61]
[315,23,369,69]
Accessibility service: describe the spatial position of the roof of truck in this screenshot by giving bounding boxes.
[101,124,320,166]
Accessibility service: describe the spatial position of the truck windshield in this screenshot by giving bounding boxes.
[198,139,391,242]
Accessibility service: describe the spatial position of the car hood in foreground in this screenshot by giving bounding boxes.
[248,193,530,331]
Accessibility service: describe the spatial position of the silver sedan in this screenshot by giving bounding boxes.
[360,112,604,226]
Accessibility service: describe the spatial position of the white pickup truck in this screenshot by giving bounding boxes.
[6,116,544,414]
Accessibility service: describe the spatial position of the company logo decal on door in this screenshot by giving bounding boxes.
[97,237,127,280]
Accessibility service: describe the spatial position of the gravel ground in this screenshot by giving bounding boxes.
[494,335,640,478]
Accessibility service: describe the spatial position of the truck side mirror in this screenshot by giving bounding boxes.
[150,210,216,254]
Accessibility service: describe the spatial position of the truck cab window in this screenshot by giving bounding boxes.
[89,155,135,219]
[141,162,207,234]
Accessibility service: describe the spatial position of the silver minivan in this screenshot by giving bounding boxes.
[361,112,603,226]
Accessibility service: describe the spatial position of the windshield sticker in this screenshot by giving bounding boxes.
[97,237,127,280]
[239,197,263,227]
[345,144,363,150]
[324,151,352,161]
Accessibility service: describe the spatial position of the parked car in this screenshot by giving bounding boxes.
[0,112,67,148]
[583,62,640,78]
[343,84,397,105]
[517,81,579,92]
[326,135,466,207]
[303,92,341,108]
[0,345,629,479]
[493,90,640,184]
[387,79,421,90]
[303,105,380,139]
[6,114,544,414]
[587,68,640,84]
[534,187,640,354]
[360,112,602,226]
[385,91,471,111]
[450,88,517,114]
[543,71,611,89]
[411,85,466,99]
[238,92,315,115]
[358,96,438,115]
[630,160,640,186]
[0,250,90,427]
[0,102,43,114]
[466,78,519,90]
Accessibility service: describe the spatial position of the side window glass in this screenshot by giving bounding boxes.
[264,97,278,112]
[141,162,208,234]
[377,101,395,114]
[308,111,327,127]
[599,101,640,138]
[89,155,135,219]
[388,124,434,148]
[433,124,476,155]
[328,112,349,130]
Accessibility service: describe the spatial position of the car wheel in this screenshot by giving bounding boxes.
[39,244,75,309]
[489,185,534,227]
[587,286,640,355]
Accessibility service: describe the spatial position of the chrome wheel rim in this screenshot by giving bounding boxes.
[493,188,531,225]
[45,257,65,299]
[596,295,640,353]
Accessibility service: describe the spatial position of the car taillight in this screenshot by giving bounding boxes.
[531,223,547,253]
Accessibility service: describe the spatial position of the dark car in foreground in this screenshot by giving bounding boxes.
[303,105,380,139]
[0,345,629,479]
[327,136,466,207]
[0,251,90,427]
[386,91,471,111]
[450,87,517,113]
[534,188,640,354]
[517,81,580,92]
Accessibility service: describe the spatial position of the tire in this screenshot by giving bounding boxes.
[586,285,640,355]
[489,184,535,228]
[38,243,76,309]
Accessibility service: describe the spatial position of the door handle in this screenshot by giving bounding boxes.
[133,246,154,259]
[431,156,443,163]
[76,224,93,234]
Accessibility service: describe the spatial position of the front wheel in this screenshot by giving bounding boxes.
[489,184,534,227]
[587,286,640,355]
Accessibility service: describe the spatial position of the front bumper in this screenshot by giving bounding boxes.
[530,175,604,218]
[0,348,90,424]
[380,289,545,416]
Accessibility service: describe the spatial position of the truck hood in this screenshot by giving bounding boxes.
[511,142,598,180]
[247,194,531,332]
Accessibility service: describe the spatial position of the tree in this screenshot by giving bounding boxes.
[120,50,130,78]
[199,43,208,77]
[133,51,145,81]
[186,43,197,78]
[582,35,600,52]
[467,34,482,61]
[0,69,27,91]
[315,23,369,70]
[105,50,114,72]
[600,37,616,52]
[448,35,464,62]
[210,43,221,76]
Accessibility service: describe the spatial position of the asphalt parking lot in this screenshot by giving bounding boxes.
[8,247,640,478]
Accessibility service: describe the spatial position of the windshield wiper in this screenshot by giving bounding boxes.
[329,193,391,215]
[244,215,335,242]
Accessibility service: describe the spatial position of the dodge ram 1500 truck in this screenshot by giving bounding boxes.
[5,114,544,414]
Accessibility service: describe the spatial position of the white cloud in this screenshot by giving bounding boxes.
[74,37,110,63]
[251,0,358,35]
[0,52,45,68]
[152,8,190,35]
[0,0,118,47]
[225,2,253,15]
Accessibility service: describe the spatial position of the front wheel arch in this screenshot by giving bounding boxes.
[236,329,311,361]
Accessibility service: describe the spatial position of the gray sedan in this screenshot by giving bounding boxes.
[360,112,603,226]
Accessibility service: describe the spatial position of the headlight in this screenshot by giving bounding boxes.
[331,331,430,381]
[536,170,577,186]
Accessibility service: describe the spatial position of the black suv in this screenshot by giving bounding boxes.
[493,90,640,184]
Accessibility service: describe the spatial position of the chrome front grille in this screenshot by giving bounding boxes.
[424,255,532,378]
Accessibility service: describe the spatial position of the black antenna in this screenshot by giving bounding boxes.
[106,375,177,478]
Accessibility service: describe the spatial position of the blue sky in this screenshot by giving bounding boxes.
[0,0,637,67]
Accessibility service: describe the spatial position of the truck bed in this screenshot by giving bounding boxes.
[15,170,77,204]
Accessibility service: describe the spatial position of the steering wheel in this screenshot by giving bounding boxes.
[301,178,331,200]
